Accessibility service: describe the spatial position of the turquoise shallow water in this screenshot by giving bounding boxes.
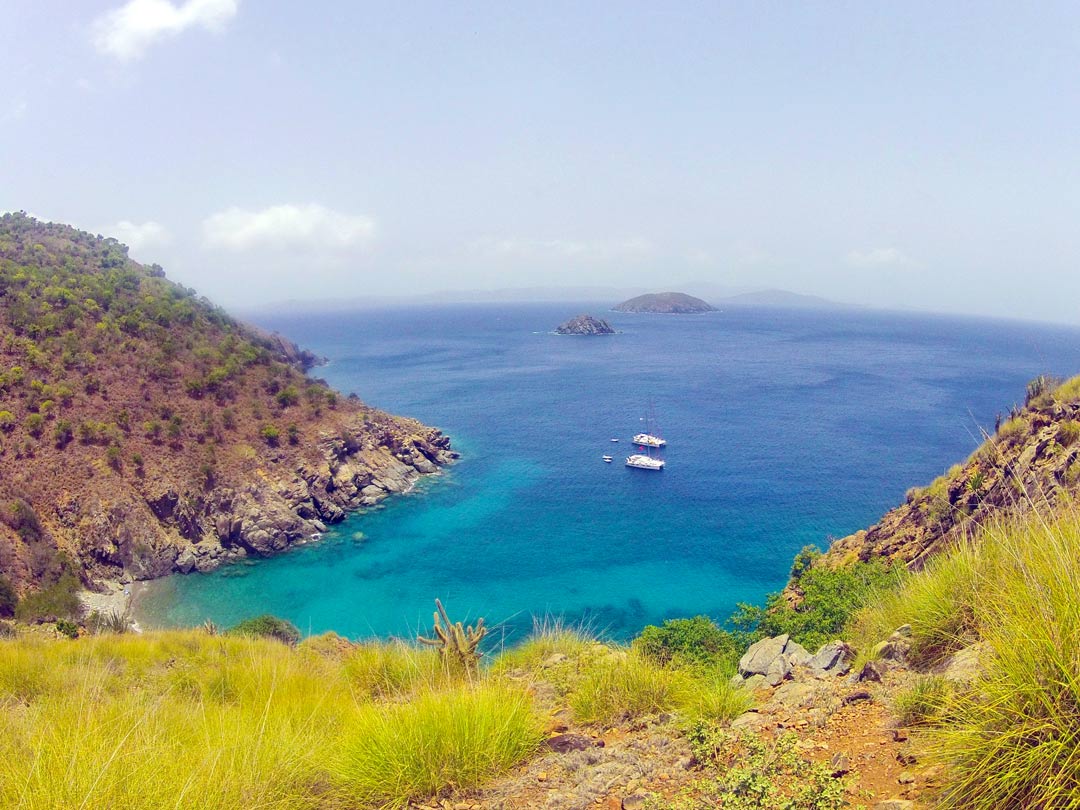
[136,304,1080,642]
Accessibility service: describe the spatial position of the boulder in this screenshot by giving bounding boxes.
[175,549,197,574]
[544,734,594,753]
[765,654,792,686]
[807,641,855,675]
[739,634,790,677]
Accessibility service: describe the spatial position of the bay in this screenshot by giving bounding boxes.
[135,303,1080,642]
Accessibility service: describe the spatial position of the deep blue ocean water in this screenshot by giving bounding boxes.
[136,304,1080,643]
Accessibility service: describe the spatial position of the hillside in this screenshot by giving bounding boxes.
[612,291,717,314]
[0,213,455,608]
[819,374,1080,571]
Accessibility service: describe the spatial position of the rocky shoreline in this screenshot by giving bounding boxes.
[77,422,457,592]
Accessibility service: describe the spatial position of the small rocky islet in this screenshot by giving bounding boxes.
[554,314,616,335]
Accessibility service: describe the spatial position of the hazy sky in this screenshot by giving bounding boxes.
[4,1,1080,323]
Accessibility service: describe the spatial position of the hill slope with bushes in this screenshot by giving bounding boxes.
[0,213,454,614]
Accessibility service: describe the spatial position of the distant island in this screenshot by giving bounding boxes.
[613,291,717,314]
[554,314,616,335]
[716,288,848,311]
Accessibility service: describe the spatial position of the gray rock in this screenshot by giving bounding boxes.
[770,681,821,710]
[807,641,854,674]
[741,674,768,691]
[785,641,812,667]
[765,654,792,686]
[175,549,197,574]
[850,661,883,683]
[739,634,790,676]
[894,624,913,637]
[622,796,648,810]
[873,801,914,810]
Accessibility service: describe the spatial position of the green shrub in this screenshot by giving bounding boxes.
[23,412,43,437]
[789,544,821,581]
[0,411,15,432]
[14,572,81,623]
[0,575,17,618]
[53,418,72,448]
[275,385,300,407]
[228,614,301,646]
[259,424,281,446]
[54,619,78,639]
[334,682,541,806]
[667,726,850,810]
[750,558,897,652]
[634,615,740,671]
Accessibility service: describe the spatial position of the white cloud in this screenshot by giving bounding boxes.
[202,203,376,251]
[107,220,172,252]
[92,0,239,61]
[471,236,653,262]
[845,247,914,268]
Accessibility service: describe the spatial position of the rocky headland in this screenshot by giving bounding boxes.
[613,292,717,314]
[0,213,456,602]
[554,314,616,335]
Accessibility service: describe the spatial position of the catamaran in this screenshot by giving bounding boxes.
[631,432,666,447]
[625,452,664,470]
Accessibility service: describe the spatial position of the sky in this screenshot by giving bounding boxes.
[3,1,1080,323]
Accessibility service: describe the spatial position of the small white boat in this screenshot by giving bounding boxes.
[625,453,665,470]
[610,438,620,442]
[602,455,613,463]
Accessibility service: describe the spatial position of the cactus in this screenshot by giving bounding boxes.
[417,598,487,674]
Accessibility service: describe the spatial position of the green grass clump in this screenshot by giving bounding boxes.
[334,681,542,808]
[1052,374,1080,404]
[893,675,953,727]
[1057,419,1080,448]
[848,542,983,667]
[341,639,449,699]
[0,628,544,809]
[996,415,1029,444]
[851,508,1080,808]
[569,649,749,726]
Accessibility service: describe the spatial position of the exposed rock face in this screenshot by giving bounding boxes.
[78,423,457,582]
[554,314,616,335]
[612,292,716,314]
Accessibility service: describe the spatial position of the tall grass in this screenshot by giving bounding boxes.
[334,682,542,808]
[0,630,537,809]
[851,507,1080,808]
[569,649,750,725]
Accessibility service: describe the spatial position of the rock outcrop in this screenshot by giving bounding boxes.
[554,314,616,335]
[612,292,717,314]
[817,379,1080,572]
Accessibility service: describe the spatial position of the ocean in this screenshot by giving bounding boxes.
[135,303,1080,643]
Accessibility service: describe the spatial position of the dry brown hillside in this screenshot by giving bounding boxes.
[0,213,454,614]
